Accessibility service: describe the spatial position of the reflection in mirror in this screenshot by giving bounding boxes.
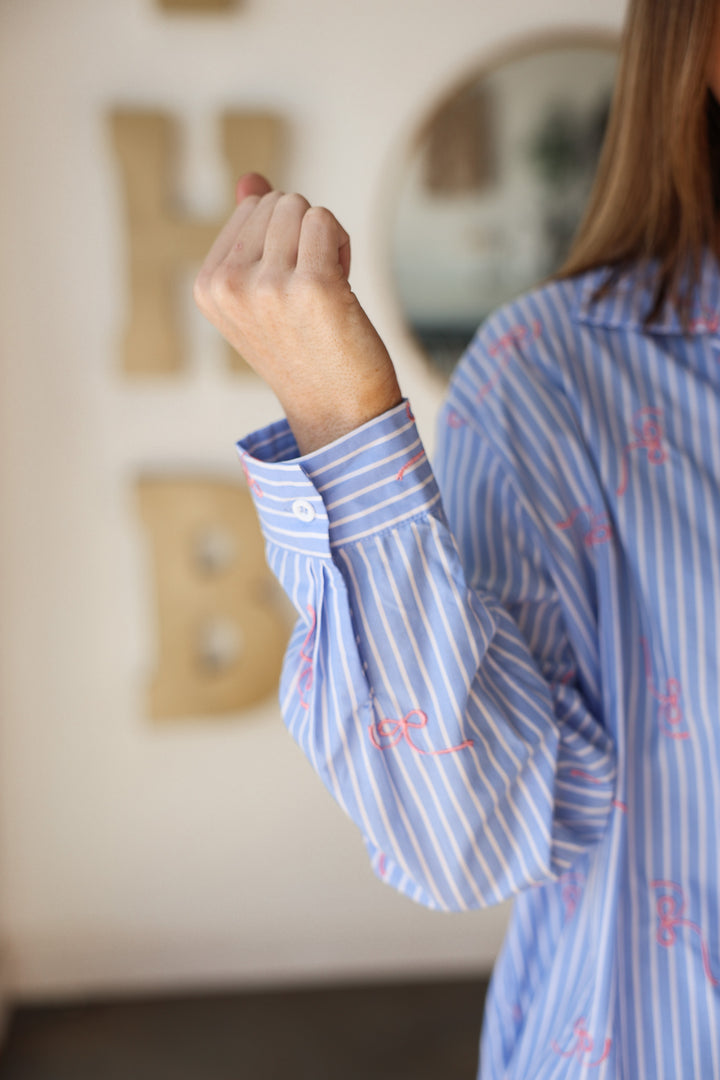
[391,39,618,378]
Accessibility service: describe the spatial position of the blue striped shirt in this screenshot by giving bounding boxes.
[236,247,720,1078]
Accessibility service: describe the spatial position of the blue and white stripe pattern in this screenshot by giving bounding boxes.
[237,246,720,1078]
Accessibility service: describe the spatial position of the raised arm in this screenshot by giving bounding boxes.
[192,172,402,454]
[195,177,617,911]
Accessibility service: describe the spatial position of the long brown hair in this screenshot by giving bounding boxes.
[553,0,720,330]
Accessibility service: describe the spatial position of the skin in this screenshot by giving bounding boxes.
[193,173,402,455]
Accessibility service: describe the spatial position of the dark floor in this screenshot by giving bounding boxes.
[0,976,489,1080]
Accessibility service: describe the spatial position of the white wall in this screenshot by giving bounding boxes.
[0,0,625,1002]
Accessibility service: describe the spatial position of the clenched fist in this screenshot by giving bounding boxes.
[193,172,403,454]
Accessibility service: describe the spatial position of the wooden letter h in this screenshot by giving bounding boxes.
[110,108,283,375]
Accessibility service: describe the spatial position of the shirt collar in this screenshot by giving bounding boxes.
[574,246,720,335]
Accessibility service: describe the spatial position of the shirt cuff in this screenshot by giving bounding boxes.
[236,399,443,556]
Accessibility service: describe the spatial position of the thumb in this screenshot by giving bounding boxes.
[235,172,273,204]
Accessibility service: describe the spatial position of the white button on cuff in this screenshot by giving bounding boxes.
[292,498,316,523]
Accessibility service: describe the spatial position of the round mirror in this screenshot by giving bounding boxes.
[390,36,619,378]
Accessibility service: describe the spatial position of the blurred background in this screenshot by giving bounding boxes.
[0,0,622,1075]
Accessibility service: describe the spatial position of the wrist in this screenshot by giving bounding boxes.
[283,379,403,455]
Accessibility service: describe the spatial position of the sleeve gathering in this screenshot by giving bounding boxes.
[236,378,616,913]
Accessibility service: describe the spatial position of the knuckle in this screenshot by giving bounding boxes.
[279,191,311,214]
[259,190,283,209]
[210,263,242,306]
[192,270,209,308]
[305,205,336,229]
[194,266,230,313]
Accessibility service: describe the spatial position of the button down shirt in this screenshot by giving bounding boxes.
[237,247,720,1078]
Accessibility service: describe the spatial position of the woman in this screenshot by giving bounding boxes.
[193,0,720,1074]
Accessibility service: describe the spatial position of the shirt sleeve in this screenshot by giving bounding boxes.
[236,387,617,913]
